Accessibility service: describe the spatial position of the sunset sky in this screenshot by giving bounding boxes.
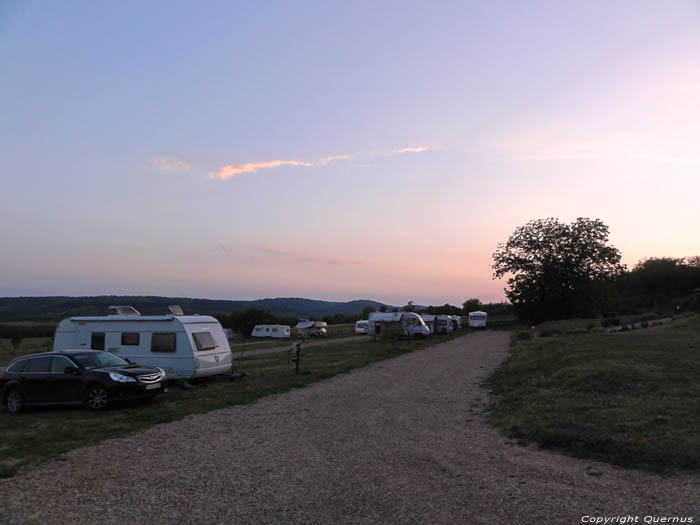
[1,1,699,306]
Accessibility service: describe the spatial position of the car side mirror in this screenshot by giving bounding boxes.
[64,366,79,374]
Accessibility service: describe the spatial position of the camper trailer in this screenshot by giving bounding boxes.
[355,320,369,335]
[251,325,291,338]
[468,311,488,328]
[368,312,430,339]
[420,314,436,334]
[295,320,328,338]
[434,314,453,334]
[53,306,233,380]
[449,315,462,331]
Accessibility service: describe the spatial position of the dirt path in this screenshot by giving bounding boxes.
[1,332,697,524]
[230,335,367,359]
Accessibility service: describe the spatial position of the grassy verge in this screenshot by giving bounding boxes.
[487,315,700,472]
[0,332,462,478]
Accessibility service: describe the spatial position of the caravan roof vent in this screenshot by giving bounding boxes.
[108,305,141,316]
[168,305,184,316]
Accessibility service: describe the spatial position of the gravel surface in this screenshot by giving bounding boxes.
[1,331,698,524]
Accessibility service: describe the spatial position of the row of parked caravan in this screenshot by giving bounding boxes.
[355,311,488,337]
[250,320,328,339]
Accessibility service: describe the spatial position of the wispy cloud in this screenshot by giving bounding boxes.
[317,154,351,166]
[220,244,360,267]
[209,160,313,180]
[397,145,429,154]
[151,156,192,173]
[209,144,433,181]
[209,153,351,180]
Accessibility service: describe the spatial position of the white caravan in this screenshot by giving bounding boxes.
[449,315,462,331]
[251,324,291,338]
[434,314,453,334]
[468,311,488,328]
[355,320,369,335]
[53,306,233,379]
[420,314,436,334]
[368,312,430,338]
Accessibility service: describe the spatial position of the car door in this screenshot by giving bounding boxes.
[48,355,84,403]
[22,356,53,403]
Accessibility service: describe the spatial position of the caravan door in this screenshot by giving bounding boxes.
[89,332,105,350]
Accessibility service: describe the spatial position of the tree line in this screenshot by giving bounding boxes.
[492,217,700,323]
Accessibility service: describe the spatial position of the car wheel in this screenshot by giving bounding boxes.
[85,385,109,410]
[5,388,24,414]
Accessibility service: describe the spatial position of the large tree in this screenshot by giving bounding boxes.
[492,217,624,322]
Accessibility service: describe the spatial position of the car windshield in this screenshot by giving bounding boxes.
[72,352,128,370]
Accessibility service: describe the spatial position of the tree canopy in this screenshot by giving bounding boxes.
[492,217,624,322]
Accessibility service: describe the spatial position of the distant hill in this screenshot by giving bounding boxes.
[0,296,393,322]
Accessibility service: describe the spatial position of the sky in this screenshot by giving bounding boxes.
[1,1,699,306]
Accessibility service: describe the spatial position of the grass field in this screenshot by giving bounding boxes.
[0,331,462,478]
[228,322,359,351]
[487,315,700,472]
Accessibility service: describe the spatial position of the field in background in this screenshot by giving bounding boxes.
[487,315,700,472]
[0,331,464,478]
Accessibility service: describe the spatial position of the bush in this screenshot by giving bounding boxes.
[515,330,532,341]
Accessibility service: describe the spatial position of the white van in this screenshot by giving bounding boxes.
[355,320,369,335]
[468,311,488,328]
[368,312,430,338]
[251,324,291,338]
[53,306,232,379]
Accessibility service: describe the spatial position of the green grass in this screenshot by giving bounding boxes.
[0,332,461,478]
[487,315,700,472]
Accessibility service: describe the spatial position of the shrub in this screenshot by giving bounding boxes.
[515,330,532,341]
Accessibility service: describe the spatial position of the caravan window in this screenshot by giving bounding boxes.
[121,333,140,346]
[151,333,176,353]
[192,331,218,352]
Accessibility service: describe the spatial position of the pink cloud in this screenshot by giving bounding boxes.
[208,159,312,180]
[397,146,429,153]
[151,156,192,173]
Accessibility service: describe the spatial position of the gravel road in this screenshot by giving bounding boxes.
[1,331,698,524]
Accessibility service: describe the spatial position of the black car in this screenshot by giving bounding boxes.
[0,350,167,413]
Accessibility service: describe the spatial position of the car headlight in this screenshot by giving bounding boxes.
[109,372,137,383]
[157,367,167,379]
